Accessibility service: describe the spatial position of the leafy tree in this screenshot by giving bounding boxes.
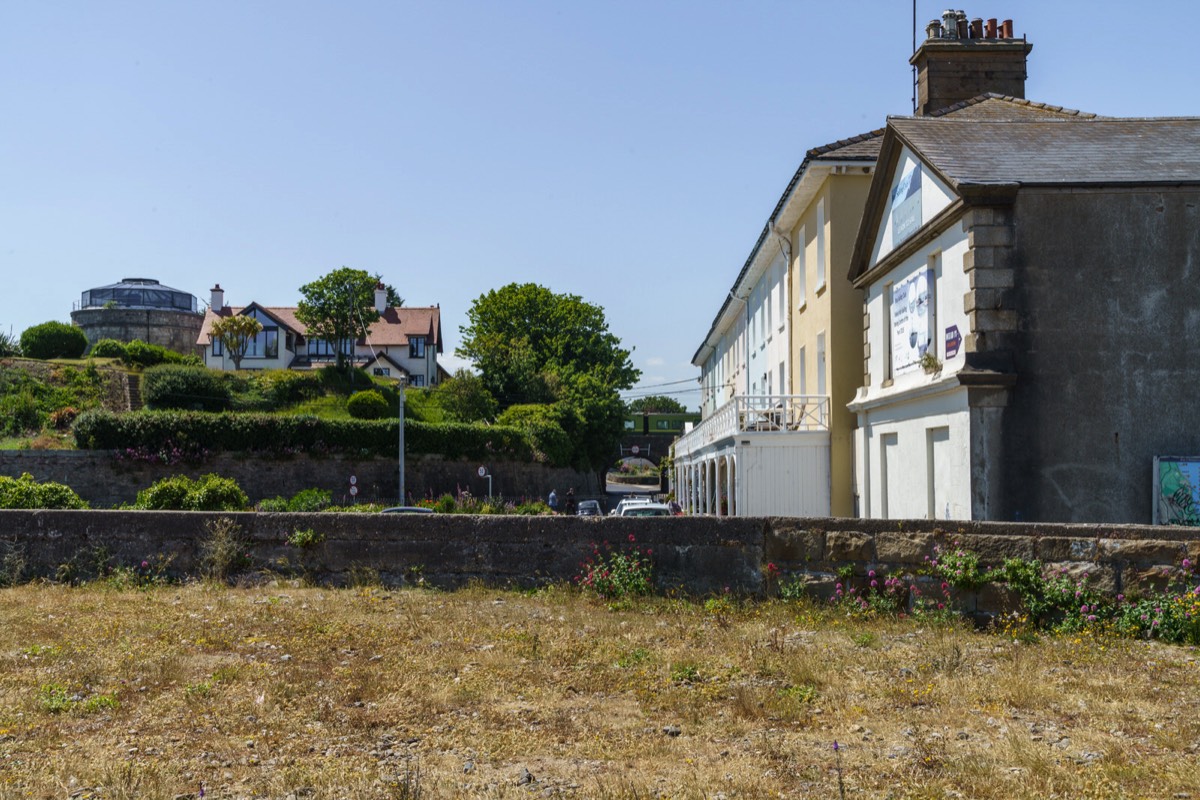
[209,315,264,370]
[296,267,381,371]
[432,369,499,423]
[457,283,639,406]
[627,394,688,414]
[20,321,88,360]
[457,284,639,469]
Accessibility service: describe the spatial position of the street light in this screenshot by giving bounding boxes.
[398,374,408,504]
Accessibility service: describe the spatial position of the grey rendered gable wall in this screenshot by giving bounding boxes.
[1001,186,1200,523]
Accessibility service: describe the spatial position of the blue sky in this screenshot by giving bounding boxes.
[3,1,1197,409]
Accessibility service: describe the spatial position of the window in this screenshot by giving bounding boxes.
[798,346,807,394]
[656,419,670,430]
[779,360,786,394]
[211,336,223,356]
[373,367,390,377]
[816,332,827,397]
[795,224,807,308]
[409,336,426,359]
[816,199,826,290]
[409,374,425,387]
[263,329,278,359]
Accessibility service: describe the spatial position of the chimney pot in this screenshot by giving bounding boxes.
[942,9,959,37]
[926,19,943,39]
[986,18,998,38]
[1000,19,1013,38]
[970,18,983,38]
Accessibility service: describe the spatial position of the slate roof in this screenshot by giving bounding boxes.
[690,93,1102,366]
[928,93,1097,120]
[889,116,1200,186]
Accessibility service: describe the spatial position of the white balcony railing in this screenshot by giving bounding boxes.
[674,394,829,458]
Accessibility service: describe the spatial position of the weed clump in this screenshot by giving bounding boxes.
[200,517,251,582]
[578,534,653,600]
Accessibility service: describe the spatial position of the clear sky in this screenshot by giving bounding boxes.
[3,1,1198,409]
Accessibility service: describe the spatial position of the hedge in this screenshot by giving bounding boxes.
[142,364,231,412]
[72,409,541,463]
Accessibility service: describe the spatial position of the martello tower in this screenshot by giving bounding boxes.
[911,10,1032,116]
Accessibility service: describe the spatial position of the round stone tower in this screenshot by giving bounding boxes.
[70,277,204,355]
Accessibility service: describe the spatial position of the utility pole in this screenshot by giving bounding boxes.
[398,375,407,504]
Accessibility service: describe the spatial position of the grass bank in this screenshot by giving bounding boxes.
[0,584,1197,799]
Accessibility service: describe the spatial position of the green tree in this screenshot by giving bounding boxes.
[626,394,688,414]
[456,283,639,406]
[432,369,499,423]
[296,267,381,371]
[457,283,639,469]
[209,315,264,370]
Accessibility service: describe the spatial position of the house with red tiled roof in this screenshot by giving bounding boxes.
[197,283,443,386]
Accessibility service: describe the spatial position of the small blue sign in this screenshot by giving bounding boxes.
[945,325,962,359]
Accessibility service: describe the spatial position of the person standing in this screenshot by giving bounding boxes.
[548,488,559,513]
[563,488,577,515]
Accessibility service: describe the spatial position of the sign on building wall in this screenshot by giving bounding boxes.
[1153,456,1200,525]
[891,161,923,247]
[891,269,935,376]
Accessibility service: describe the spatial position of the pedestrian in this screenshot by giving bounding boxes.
[564,488,577,515]
[548,488,559,513]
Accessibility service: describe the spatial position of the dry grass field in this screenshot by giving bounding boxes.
[1,582,1197,799]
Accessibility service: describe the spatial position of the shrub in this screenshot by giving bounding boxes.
[0,473,88,509]
[0,387,44,435]
[142,364,231,411]
[0,330,21,357]
[88,339,127,359]
[20,321,88,360]
[347,389,390,420]
[287,488,332,512]
[578,536,654,599]
[132,473,247,511]
[119,339,199,369]
[256,496,290,512]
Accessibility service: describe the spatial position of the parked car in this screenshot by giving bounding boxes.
[577,499,602,516]
[381,506,434,514]
[609,496,653,516]
[618,503,672,517]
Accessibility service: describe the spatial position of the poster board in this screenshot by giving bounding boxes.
[1153,456,1200,525]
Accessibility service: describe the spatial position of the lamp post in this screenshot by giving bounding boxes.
[398,375,408,505]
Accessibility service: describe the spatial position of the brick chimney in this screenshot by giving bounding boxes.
[911,11,1032,116]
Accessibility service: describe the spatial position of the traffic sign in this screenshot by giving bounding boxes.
[478,466,487,477]
[349,475,357,486]
[631,445,640,455]
[349,485,358,496]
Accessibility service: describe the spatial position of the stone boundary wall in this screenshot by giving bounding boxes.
[0,451,600,508]
[2,513,1197,610]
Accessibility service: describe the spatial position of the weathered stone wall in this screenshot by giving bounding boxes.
[0,451,600,508]
[71,307,205,356]
[1,512,1196,611]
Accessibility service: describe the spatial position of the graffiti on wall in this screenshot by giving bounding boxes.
[1154,457,1200,526]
